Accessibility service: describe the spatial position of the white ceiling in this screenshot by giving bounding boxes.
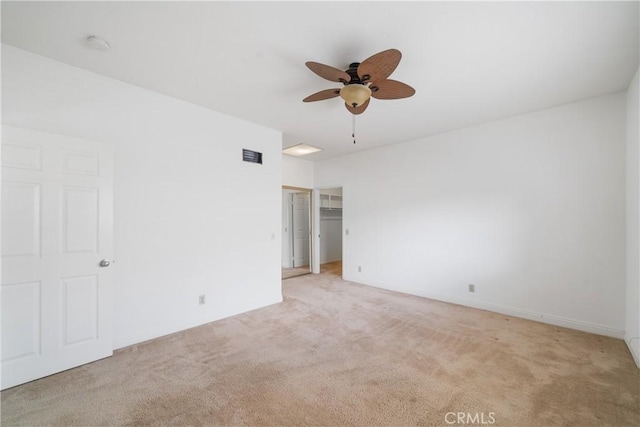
[2,1,638,161]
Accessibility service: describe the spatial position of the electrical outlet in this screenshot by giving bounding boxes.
[358,266,362,273]
[468,284,475,293]
[199,295,206,305]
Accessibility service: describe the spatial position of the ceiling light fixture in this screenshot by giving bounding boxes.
[340,84,371,108]
[282,143,323,157]
[86,35,110,52]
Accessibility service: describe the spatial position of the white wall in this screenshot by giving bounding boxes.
[319,217,342,264]
[626,67,640,366]
[281,189,298,269]
[282,155,314,189]
[2,46,283,349]
[316,93,627,338]
[282,190,291,268]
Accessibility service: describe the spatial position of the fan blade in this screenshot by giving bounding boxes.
[345,98,370,115]
[303,88,342,102]
[305,62,351,83]
[370,79,415,100]
[357,49,402,83]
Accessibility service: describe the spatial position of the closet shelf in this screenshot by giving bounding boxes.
[319,194,342,210]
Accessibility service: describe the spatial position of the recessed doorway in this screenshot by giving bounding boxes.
[282,187,312,279]
[318,187,343,277]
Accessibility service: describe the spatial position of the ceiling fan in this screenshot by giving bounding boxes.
[302,48,415,115]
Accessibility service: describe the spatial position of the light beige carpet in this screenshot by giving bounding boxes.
[1,261,638,426]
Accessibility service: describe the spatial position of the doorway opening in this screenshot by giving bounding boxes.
[318,187,343,277]
[282,186,312,279]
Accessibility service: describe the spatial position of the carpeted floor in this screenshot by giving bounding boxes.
[1,261,638,426]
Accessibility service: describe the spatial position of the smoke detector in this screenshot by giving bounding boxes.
[86,36,110,52]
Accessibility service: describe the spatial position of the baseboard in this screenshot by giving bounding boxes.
[113,323,192,351]
[113,295,283,350]
[625,336,640,368]
[343,275,624,339]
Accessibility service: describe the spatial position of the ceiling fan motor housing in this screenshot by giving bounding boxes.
[339,62,371,107]
[346,63,363,84]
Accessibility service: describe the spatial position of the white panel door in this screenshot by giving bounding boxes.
[292,192,310,268]
[1,126,113,390]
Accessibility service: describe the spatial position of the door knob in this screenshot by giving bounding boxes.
[99,259,111,268]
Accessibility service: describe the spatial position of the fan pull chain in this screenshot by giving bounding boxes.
[352,114,356,144]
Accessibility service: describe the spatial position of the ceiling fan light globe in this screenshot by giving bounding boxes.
[340,84,371,108]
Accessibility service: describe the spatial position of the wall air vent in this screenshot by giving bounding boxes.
[242,149,262,164]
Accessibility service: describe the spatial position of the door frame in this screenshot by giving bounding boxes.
[282,186,314,274]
